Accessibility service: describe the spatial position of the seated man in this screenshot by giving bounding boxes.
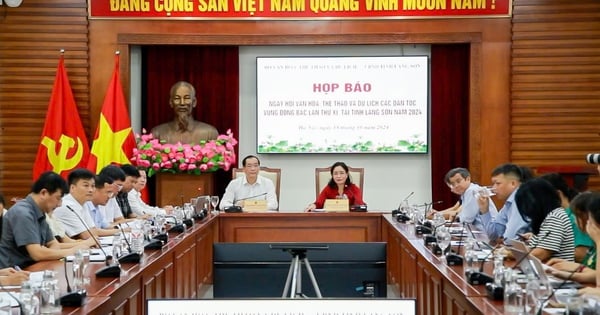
[114,164,141,219]
[479,163,532,244]
[220,155,278,211]
[128,169,172,217]
[433,167,498,230]
[53,168,120,239]
[98,165,135,225]
[0,172,91,269]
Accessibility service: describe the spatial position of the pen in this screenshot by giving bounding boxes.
[14,265,21,271]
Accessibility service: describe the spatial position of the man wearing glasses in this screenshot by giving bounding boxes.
[150,81,218,144]
[84,174,122,231]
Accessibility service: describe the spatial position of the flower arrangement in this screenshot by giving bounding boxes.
[131,129,238,177]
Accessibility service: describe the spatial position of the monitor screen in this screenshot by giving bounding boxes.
[256,56,429,154]
[213,242,387,298]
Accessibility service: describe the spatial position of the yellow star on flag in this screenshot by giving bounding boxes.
[90,113,132,171]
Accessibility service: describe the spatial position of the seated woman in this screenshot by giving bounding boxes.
[578,192,600,297]
[305,162,365,211]
[540,173,593,263]
[515,177,574,262]
[547,192,597,284]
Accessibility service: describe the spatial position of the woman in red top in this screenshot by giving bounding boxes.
[305,162,365,211]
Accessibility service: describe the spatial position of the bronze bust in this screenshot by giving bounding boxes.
[151,81,219,144]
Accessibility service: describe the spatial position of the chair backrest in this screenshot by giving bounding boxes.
[232,167,281,206]
[315,166,364,198]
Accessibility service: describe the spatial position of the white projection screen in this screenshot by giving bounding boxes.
[256,55,429,154]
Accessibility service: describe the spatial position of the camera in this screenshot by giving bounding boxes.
[586,153,600,164]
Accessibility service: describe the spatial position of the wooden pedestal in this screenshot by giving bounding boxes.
[155,172,215,207]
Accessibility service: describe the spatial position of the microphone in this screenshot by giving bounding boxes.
[393,192,414,222]
[59,258,85,307]
[116,224,141,264]
[445,220,465,266]
[237,192,267,202]
[466,245,495,285]
[165,215,185,233]
[144,221,165,250]
[422,221,448,246]
[66,206,120,278]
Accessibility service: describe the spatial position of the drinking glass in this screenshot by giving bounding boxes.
[210,196,220,212]
[433,212,445,228]
[436,226,451,262]
[533,278,553,311]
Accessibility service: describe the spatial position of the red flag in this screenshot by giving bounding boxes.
[87,53,136,173]
[33,54,90,180]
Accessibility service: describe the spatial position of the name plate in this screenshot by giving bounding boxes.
[244,199,268,212]
[324,199,349,212]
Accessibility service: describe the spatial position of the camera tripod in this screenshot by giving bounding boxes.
[270,244,328,299]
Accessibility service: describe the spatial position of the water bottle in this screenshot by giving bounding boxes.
[130,227,144,254]
[112,233,122,259]
[492,254,505,287]
[39,270,62,314]
[464,238,477,274]
[72,250,84,292]
[504,268,524,314]
[20,281,40,315]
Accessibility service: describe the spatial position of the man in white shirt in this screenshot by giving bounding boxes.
[219,155,278,211]
[98,165,134,225]
[53,168,122,239]
[128,169,173,217]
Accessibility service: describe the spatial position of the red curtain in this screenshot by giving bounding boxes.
[430,44,470,208]
[142,45,239,201]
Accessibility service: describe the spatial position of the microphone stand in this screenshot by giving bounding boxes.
[116,224,141,264]
[66,206,120,278]
[466,247,495,285]
[165,215,185,233]
[60,258,85,307]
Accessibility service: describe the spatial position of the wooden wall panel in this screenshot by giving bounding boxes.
[0,0,89,199]
[511,0,600,189]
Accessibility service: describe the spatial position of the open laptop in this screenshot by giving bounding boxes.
[508,240,582,289]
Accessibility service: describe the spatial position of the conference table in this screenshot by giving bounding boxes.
[22,211,513,315]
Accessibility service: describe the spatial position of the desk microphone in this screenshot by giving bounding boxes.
[423,221,448,246]
[511,231,551,274]
[60,257,85,307]
[116,224,141,264]
[393,192,414,222]
[165,215,185,233]
[66,206,120,278]
[466,245,495,285]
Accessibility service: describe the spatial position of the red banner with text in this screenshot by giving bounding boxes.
[89,0,511,19]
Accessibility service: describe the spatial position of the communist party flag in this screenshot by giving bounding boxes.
[87,52,136,173]
[33,53,90,180]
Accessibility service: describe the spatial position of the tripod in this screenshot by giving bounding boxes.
[281,248,322,298]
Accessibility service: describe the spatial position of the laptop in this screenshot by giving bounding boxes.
[508,240,582,289]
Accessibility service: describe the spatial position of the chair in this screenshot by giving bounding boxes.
[232,167,281,206]
[315,166,364,198]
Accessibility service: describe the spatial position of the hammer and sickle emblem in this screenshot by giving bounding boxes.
[41,134,84,174]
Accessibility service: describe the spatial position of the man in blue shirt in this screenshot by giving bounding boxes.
[437,167,498,230]
[479,163,532,244]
